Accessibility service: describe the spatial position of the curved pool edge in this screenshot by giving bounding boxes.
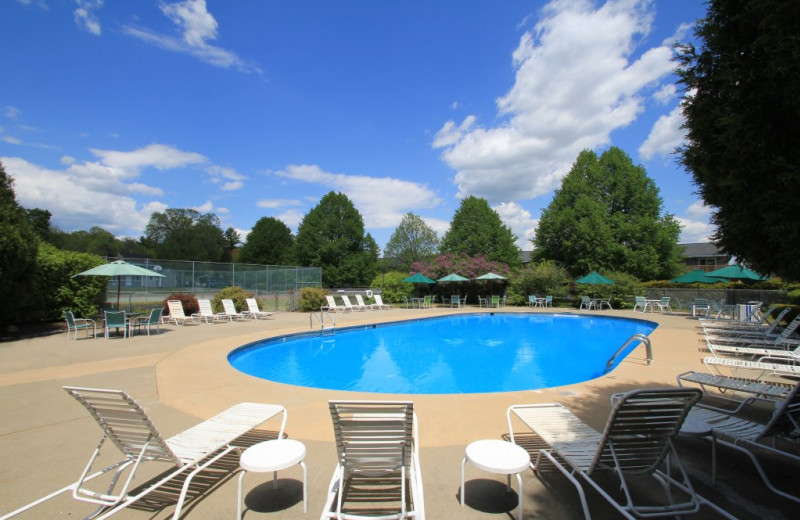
[148,306,700,445]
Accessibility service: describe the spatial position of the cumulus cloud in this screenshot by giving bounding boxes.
[74,0,103,35]
[122,0,260,73]
[676,200,714,243]
[639,104,685,160]
[274,164,442,229]
[493,201,538,250]
[652,83,676,105]
[2,156,166,234]
[433,0,676,204]
[206,164,246,191]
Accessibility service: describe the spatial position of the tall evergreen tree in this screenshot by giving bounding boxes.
[440,196,520,267]
[676,0,800,280]
[294,192,377,287]
[535,147,682,280]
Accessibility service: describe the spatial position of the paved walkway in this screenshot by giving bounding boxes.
[0,306,796,519]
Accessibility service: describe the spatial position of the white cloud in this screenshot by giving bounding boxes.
[434,0,676,204]
[639,104,685,160]
[257,198,303,209]
[90,143,207,172]
[1,156,165,234]
[60,155,76,165]
[493,201,538,250]
[74,0,103,35]
[4,106,21,119]
[2,136,22,145]
[274,164,442,229]
[121,0,261,73]
[652,83,676,105]
[677,200,714,243]
[275,209,305,229]
[206,164,246,191]
[193,200,215,213]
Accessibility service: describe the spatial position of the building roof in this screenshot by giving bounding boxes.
[678,242,727,258]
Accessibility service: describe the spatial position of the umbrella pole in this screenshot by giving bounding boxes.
[116,276,121,310]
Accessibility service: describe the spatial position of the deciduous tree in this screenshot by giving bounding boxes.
[142,208,226,261]
[384,213,439,272]
[535,148,682,280]
[676,0,800,280]
[238,217,295,265]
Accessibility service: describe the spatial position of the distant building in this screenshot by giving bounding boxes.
[678,243,731,272]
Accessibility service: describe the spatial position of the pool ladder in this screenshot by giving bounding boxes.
[310,309,335,332]
[604,334,653,374]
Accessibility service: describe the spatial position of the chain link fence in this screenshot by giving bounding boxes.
[642,287,787,311]
[103,259,322,313]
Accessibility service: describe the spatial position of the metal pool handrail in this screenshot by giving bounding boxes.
[605,334,653,374]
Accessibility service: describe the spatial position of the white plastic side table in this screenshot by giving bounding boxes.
[237,439,307,518]
[461,439,529,520]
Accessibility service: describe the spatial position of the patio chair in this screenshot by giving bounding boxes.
[136,307,163,336]
[104,311,130,340]
[451,295,461,308]
[507,388,738,520]
[322,400,424,520]
[527,295,537,307]
[193,299,230,323]
[65,310,97,340]
[422,295,432,309]
[691,298,710,317]
[161,300,200,326]
[545,295,553,308]
[323,295,348,313]
[221,299,249,321]
[371,294,392,310]
[579,296,595,310]
[660,297,672,312]
[687,381,800,503]
[632,296,647,312]
[1,386,286,520]
[245,298,275,319]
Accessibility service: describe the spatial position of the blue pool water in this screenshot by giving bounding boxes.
[228,313,657,394]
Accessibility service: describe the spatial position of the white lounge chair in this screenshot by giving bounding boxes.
[161,300,200,326]
[371,294,392,310]
[700,305,778,332]
[221,299,249,321]
[64,310,96,340]
[354,294,371,311]
[245,298,275,319]
[1,386,286,520]
[688,381,800,503]
[507,388,738,520]
[703,355,800,379]
[702,308,789,343]
[322,400,424,520]
[676,370,792,411]
[341,295,365,312]
[323,295,348,313]
[705,313,800,352]
[193,298,230,323]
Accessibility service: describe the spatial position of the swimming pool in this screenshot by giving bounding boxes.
[228,313,657,394]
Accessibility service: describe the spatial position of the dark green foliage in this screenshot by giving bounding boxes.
[675,0,800,281]
[440,196,520,267]
[222,227,241,262]
[0,161,39,325]
[238,217,295,265]
[294,192,378,287]
[211,286,253,313]
[18,243,106,323]
[142,208,226,261]
[163,292,199,316]
[507,260,569,305]
[535,148,682,280]
[384,213,440,272]
[26,208,53,242]
[369,271,414,304]
[50,226,151,257]
[298,287,327,312]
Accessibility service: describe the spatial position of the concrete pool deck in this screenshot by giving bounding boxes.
[0,306,797,519]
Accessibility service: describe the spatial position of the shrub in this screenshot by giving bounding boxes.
[298,287,327,312]
[163,293,199,316]
[370,271,414,304]
[20,243,106,323]
[212,286,253,313]
[507,260,568,305]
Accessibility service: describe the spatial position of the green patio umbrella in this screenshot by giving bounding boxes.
[403,273,436,284]
[437,273,469,282]
[575,271,614,284]
[475,272,507,280]
[670,269,724,284]
[706,264,768,282]
[74,260,165,310]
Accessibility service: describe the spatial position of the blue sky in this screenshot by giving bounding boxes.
[1,0,712,253]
